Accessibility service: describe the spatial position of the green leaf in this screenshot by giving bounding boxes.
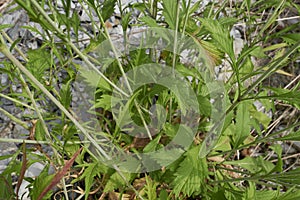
[249,46,267,58]
[9,38,22,52]
[121,12,132,32]
[199,18,235,61]
[281,33,300,45]
[272,131,300,141]
[59,80,72,110]
[234,101,251,147]
[225,156,274,175]
[0,174,14,199]
[30,165,54,200]
[103,171,131,192]
[199,39,224,65]
[249,105,271,129]
[210,188,227,200]
[162,0,178,29]
[71,11,80,38]
[144,175,158,200]
[0,24,13,30]
[279,187,300,200]
[61,0,71,18]
[35,119,46,141]
[149,148,184,167]
[171,146,208,197]
[101,0,117,22]
[159,189,169,200]
[143,134,161,153]
[91,94,112,111]
[253,190,279,200]
[26,49,51,82]
[78,67,112,92]
[139,16,159,27]
[266,168,300,187]
[197,95,212,117]
[269,144,283,173]
[271,89,300,107]
[79,162,101,200]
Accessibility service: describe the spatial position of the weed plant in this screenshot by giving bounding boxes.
[0,0,300,199]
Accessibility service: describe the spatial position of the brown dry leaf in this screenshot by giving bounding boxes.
[16,141,28,199]
[208,156,225,163]
[29,119,38,140]
[133,177,146,190]
[108,191,131,200]
[37,147,83,200]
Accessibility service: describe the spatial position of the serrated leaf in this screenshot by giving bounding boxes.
[60,80,72,109]
[199,18,235,61]
[171,146,208,197]
[80,162,101,200]
[26,49,51,82]
[71,11,80,38]
[197,95,212,117]
[78,67,112,92]
[121,12,132,32]
[198,39,224,65]
[162,0,178,29]
[267,88,300,107]
[149,148,184,167]
[91,94,112,111]
[234,101,251,147]
[254,190,279,200]
[249,46,267,58]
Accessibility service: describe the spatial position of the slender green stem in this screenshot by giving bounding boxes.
[29,0,128,97]
[0,93,34,110]
[6,1,143,197]
[2,32,27,61]
[97,7,132,95]
[94,1,153,141]
[240,41,300,99]
[182,0,191,35]
[0,34,62,161]
[0,32,109,160]
[0,107,29,129]
[211,120,300,157]
[152,0,158,18]
[0,137,106,144]
[172,0,181,74]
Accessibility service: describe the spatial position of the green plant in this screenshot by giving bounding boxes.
[0,0,300,199]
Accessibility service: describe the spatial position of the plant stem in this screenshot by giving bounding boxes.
[0,107,29,129]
